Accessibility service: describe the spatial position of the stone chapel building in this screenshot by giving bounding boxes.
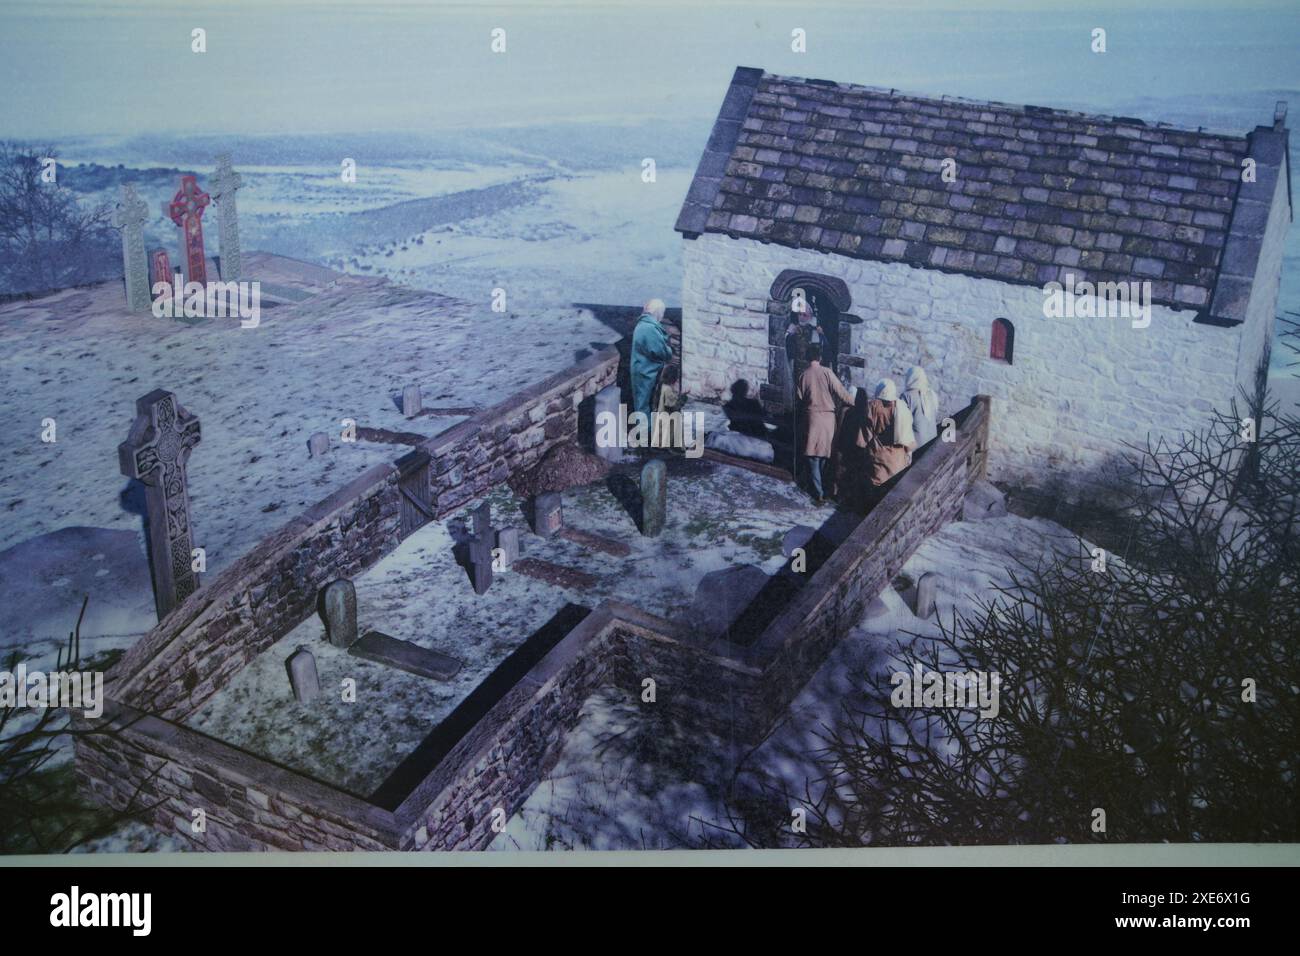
[676,67,1291,497]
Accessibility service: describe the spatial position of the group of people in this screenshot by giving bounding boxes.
[782,302,939,508]
[632,295,941,510]
[797,354,939,508]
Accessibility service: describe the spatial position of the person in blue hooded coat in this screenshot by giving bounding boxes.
[631,298,672,418]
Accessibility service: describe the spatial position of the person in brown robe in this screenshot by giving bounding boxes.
[795,350,852,502]
[856,378,917,507]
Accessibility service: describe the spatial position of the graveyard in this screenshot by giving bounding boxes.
[0,145,1016,849]
[0,250,617,656]
[186,462,836,797]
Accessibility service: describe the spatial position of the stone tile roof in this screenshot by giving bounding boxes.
[677,67,1291,323]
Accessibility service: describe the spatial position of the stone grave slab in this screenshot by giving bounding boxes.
[557,526,631,558]
[348,630,462,681]
[512,557,598,590]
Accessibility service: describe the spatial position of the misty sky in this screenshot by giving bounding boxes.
[2,0,1297,139]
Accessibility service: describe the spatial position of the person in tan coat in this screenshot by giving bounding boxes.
[795,349,852,503]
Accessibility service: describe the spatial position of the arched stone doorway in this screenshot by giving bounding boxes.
[763,270,858,417]
[762,270,860,475]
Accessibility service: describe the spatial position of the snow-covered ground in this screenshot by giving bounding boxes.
[489,510,1086,851]
[0,253,617,656]
[343,169,692,310]
[187,461,835,796]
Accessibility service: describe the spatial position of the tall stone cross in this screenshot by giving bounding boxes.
[209,153,243,281]
[118,389,203,621]
[111,184,152,312]
[166,175,211,285]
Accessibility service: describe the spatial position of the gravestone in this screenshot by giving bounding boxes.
[149,248,172,302]
[640,459,667,536]
[285,646,320,703]
[321,579,358,648]
[165,174,211,285]
[209,153,243,281]
[111,184,152,312]
[402,385,422,419]
[117,389,203,620]
[962,480,1007,521]
[495,527,520,569]
[915,571,938,619]
[594,383,623,462]
[467,501,494,593]
[782,524,818,558]
[308,432,330,457]
[530,492,563,538]
[469,536,494,595]
[688,564,769,639]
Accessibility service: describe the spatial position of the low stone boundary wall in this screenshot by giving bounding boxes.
[78,395,989,852]
[103,347,619,722]
[740,394,990,730]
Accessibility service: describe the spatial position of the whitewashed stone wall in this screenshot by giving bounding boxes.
[1235,157,1291,400]
[681,232,1269,499]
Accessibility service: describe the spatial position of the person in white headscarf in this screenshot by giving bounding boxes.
[856,378,916,491]
[901,365,939,448]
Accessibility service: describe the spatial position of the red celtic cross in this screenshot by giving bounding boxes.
[167,175,211,286]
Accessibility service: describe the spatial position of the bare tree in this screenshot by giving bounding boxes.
[0,142,118,296]
[708,391,1300,847]
[0,597,160,853]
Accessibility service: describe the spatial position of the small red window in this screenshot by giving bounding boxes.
[990,318,1014,364]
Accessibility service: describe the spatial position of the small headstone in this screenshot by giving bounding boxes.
[594,383,623,462]
[688,564,769,639]
[782,525,818,558]
[495,527,520,569]
[285,646,320,703]
[117,389,203,620]
[308,431,330,458]
[863,594,893,620]
[149,248,172,301]
[962,479,1007,521]
[469,537,494,595]
[915,571,938,619]
[321,579,357,648]
[402,385,422,419]
[640,459,667,536]
[531,492,563,538]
